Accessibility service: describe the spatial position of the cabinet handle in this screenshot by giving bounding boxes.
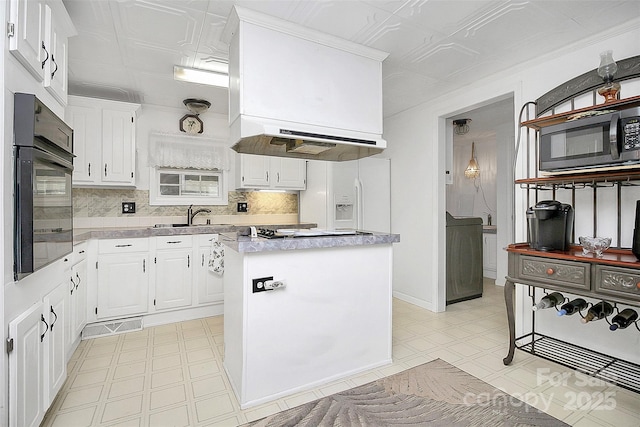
[188,255,190,268]
[50,54,58,79]
[88,163,91,177]
[202,253,204,267]
[40,314,49,342]
[277,172,280,183]
[70,276,76,294]
[41,42,49,69]
[167,241,182,244]
[115,244,132,248]
[266,171,269,181]
[143,259,146,273]
[105,163,108,177]
[76,272,81,290]
[50,306,58,331]
[79,250,85,254]
[546,268,555,275]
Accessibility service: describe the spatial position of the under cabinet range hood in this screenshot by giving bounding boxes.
[222,7,388,161]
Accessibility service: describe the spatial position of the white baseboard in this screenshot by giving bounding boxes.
[392,291,436,312]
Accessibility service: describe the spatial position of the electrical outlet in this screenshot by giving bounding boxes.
[122,202,136,214]
[252,276,273,293]
[238,202,248,212]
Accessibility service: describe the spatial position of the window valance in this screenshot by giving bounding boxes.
[148,132,231,170]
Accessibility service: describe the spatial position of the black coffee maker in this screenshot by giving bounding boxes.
[527,200,574,251]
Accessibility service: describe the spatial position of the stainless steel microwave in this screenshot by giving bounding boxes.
[539,106,640,174]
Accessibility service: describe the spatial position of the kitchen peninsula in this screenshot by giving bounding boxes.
[220,230,400,408]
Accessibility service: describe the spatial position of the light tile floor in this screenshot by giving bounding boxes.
[42,280,640,426]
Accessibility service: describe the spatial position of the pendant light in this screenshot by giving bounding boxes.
[464,142,480,179]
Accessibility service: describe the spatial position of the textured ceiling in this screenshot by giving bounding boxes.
[63,0,640,118]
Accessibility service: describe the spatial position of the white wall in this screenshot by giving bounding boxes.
[385,19,640,361]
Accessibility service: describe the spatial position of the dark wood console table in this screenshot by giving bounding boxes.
[504,244,640,393]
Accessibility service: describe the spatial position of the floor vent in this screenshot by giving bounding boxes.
[81,317,143,340]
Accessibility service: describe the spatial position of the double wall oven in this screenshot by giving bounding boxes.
[14,93,73,280]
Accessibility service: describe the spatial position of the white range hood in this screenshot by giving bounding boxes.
[222,7,389,162]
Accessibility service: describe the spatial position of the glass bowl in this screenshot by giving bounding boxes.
[579,236,611,257]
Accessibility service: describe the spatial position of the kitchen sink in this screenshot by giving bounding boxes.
[153,223,190,228]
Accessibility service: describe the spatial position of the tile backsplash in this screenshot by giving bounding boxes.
[73,188,299,228]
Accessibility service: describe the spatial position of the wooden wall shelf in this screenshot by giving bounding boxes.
[522,95,640,130]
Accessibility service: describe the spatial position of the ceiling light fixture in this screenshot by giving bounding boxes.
[464,141,480,179]
[173,65,228,88]
[453,118,471,135]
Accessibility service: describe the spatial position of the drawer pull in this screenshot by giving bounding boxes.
[115,244,132,248]
[167,241,182,244]
[546,268,555,275]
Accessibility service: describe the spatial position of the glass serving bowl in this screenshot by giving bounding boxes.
[579,236,611,257]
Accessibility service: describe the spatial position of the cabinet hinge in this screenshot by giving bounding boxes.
[7,22,15,38]
[6,338,14,354]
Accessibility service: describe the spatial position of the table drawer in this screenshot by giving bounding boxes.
[595,265,640,302]
[518,256,590,290]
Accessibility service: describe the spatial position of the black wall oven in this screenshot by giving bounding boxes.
[14,93,73,280]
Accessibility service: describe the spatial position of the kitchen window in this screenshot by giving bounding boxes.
[150,168,228,206]
[147,132,231,206]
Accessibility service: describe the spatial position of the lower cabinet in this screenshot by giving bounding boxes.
[96,238,149,319]
[196,234,224,304]
[91,234,222,322]
[483,233,497,279]
[8,302,46,427]
[154,236,193,310]
[8,280,68,427]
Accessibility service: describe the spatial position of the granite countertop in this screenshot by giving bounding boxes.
[73,223,316,242]
[219,231,401,253]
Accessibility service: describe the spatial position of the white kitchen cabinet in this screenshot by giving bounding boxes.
[69,247,87,350]
[96,238,149,319]
[196,234,224,305]
[236,154,306,190]
[7,279,68,427]
[154,236,193,311]
[8,302,46,427]
[66,96,140,187]
[42,2,72,104]
[8,0,75,104]
[8,0,46,81]
[483,233,497,279]
[43,281,67,405]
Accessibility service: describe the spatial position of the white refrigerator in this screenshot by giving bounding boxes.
[300,157,391,233]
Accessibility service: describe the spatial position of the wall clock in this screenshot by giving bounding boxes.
[179,114,203,134]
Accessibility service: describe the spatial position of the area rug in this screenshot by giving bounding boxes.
[245,359,567,426]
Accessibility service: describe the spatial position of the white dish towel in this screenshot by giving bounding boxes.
[208,239,224,275]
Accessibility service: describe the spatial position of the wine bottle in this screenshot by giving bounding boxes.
[557,298,588,316]
[581,301,614,323]
[532,292,564,311]
[609,308,639,331]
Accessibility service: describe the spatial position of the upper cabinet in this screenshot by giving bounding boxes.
[66,96,140,187]
[236,154,306,190]
[8,0,76,105]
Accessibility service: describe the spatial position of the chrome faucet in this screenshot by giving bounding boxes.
[187,204,212,225]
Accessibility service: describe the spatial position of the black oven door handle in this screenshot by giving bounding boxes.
[610,113,621,160]
[34,146,74,171]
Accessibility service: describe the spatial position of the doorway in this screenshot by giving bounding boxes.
[444,96,514,297]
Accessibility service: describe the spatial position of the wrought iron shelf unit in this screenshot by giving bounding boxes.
[506,55,640,394]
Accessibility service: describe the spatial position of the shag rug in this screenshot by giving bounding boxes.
[245,359,567,426]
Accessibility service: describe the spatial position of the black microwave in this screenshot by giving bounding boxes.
[539,106,640,173]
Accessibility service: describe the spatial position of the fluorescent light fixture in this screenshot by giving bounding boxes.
[173,65,228,88]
